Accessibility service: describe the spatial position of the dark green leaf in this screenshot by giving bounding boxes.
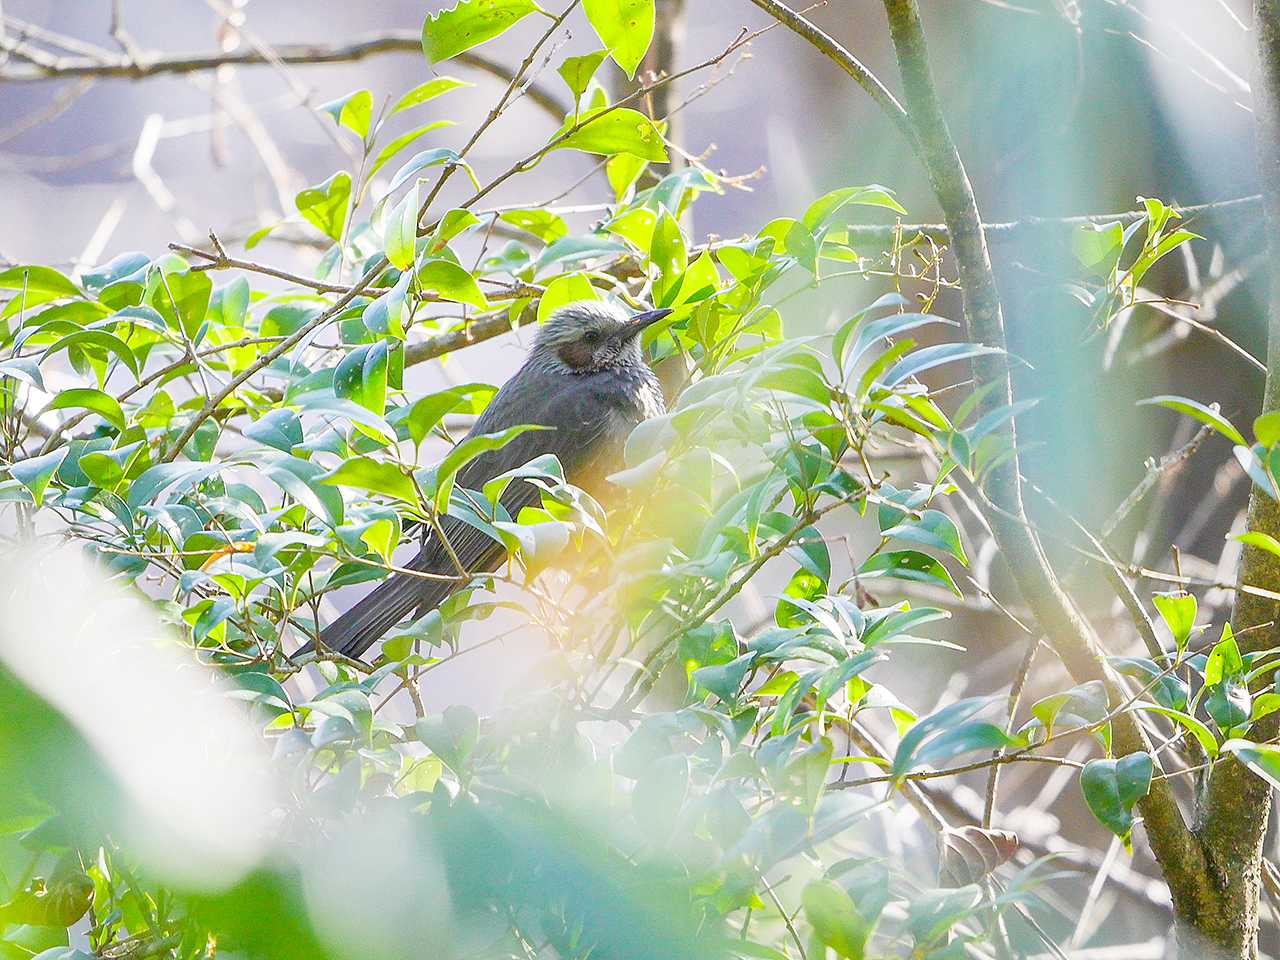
[859,550,960,596]
[1080,753,1152,847]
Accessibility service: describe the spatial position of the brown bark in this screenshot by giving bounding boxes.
[1180,3,1280,956]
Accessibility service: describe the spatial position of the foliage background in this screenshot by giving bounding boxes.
[0,1,1270,957]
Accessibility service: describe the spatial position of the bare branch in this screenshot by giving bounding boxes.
[839,194,1263,246]
[0,28,568,121]
[744,0,914,147]
[871,0,1211,921]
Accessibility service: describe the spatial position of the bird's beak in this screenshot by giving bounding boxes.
[624,307,674,338]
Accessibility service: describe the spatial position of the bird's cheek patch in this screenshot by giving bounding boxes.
[558,342,596,370]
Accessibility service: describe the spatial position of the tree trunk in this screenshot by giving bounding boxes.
[1178,2,1280,956]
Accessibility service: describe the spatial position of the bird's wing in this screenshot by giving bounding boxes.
[429,368,624,579]
[456,363,627,491]
[312,368,630,659]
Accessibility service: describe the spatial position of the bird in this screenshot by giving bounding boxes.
[304,300,672,661]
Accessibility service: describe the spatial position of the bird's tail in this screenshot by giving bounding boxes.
[298,571,451,661]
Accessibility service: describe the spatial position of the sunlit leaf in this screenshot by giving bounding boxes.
[1138,394,1245,446]
[584,0,654,79]
[295,172,351,243]
[317,89,373,138]
[551,107,668,162]
[421,0,539,63]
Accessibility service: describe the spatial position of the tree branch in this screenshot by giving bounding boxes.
[871,0,1213,928]
[744,0,918,148]
[1189,3,1280,956]
[840,194,1262,245]
[0,28,568,121]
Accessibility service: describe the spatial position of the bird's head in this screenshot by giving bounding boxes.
[533,301,672,373]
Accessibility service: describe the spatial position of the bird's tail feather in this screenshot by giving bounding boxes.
[299,572,451,660]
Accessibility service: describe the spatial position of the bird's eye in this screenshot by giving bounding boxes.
[584,330,602,344]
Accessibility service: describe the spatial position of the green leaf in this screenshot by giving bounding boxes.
[1111,656,1188,711]
[1152,592,1196,655]
[802,184,906,232]
[501,208,569,244]
[422,0,539,63]
[9,449,68,506]
[607,152,649,200]
[416,704,479,775]
[650,210,687,305]
[1235,530,1280,562]
[836,308,953,374]
[1080,753,1153,848]
[1029,680,1108,738]
[262,454,344,525]
[368,122,458,182]
[334,340,390,415]
[1205,624,1245,685]
[1205,679,1251,733]
[535,234,628,272]
[558,50,609,105]
[148,266,212,339]
[403,383,498,446]
[1136,705,1218,758]
[1072,220,1124,270]
[1235,443,1280,500]
[720,940,792,960]
[362,271,411,339]
[892,696,1011,775]
[691,652,756,704]
[429,209,482,251]
[1256,410,1280,447]
[385,147,469,197]
[1137,395,1246,446]
[492,517,572,576]
[860,550,960,596]
[320,456,420,504]
[759,217,817,273]
[0,357,46,392]
[318,89,373,138]
[551,106,668,161]
[416,258,489,309]
[391,76,471,115]
[881,342,1004,389]
[1223,738,1280,791]
[127,460,225,509]
[296,172,352,243]
[802,879,870,959]
[0,264,80,300]
[42,329,140,380]
[79,441,143,489]
[537,273,598,324]
[428,424,549,512]
[481,452,563,505]
[46,388,126,432]
[880,509,967,564]
[584,0,654,79]
[384,182,420,270]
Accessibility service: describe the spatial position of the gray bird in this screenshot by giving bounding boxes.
[307,300,671,660]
